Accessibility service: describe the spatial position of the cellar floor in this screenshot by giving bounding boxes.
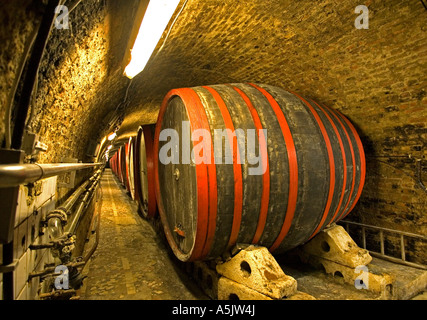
[78,169,208,300]
[78,169,426,301]
[278,255,427,300]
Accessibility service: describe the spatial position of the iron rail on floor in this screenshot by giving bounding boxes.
[339,220,427,270]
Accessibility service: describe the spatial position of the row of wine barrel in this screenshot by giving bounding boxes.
[111,83,366,263]
[109,125,157,219]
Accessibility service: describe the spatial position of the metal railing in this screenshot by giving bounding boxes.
[0,163,102,188]
[339,220,427,270]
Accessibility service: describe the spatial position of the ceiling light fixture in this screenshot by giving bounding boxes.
[124,0,181,79]
[108,132,117,141]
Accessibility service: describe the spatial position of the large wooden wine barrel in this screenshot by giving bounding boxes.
[154,83,366,262]
[134,125,157,219]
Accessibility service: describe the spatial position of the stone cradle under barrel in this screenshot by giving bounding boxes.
[154,83,366,262]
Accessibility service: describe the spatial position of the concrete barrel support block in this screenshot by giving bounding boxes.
[216,245,297,299]
[319,258,395,299]
[298,224,395,299]
[192,261,220,300]
[218,277,316,300]
[218,277,273,300]
[284,291,317,300]
[299,224,372,268]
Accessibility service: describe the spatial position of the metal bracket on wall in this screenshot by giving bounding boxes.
[0,259,19,273]
[58,158,78,188]
[22,132,48,160]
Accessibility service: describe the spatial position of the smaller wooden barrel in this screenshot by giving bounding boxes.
[134,125,157,219]
[127,136,137,200]
[109,154,114,175]
[113,151,119,179]
[117,146,124,184]
[119,144,128,189]
[111,152,118,177]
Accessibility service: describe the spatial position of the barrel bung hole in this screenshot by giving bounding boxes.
[240,261,251,277]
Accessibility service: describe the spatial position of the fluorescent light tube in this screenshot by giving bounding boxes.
[124,0,181,79]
